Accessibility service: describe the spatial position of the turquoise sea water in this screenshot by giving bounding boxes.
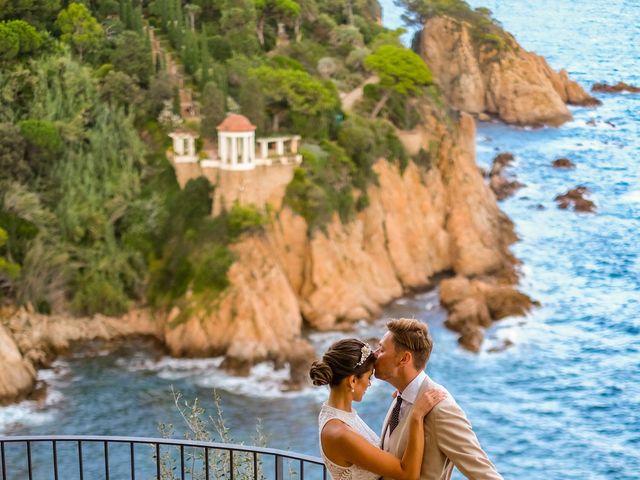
[2,1,639,478]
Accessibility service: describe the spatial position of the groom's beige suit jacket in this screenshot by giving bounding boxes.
[381,376,503,480]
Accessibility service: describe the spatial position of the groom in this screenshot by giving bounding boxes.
[374,318,503,480]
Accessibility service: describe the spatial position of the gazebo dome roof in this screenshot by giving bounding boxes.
[217,114,256,132]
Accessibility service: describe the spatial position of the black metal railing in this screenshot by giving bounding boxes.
[0,435,326,480]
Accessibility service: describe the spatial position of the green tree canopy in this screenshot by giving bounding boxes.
[0,0,61,30]
[55,2,104,61]
[0,20,44,61]
[200,81,226,139]
[18,119,64,178]
[0,23,20,61]
[0,123,28,182]
[249,65,339,131]
[110,30,153,87]
[364,45,432,117]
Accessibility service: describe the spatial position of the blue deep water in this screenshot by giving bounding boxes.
[1,1,639,479]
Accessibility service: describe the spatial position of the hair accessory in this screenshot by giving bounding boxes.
[355,344,372,367]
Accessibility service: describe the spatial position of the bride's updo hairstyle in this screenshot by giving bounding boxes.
[309,338,375,387]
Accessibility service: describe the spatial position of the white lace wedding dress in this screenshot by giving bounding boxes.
[318,404,381,480]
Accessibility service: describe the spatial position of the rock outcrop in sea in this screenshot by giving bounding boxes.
[418,16,600,126]
[0,307,162,404]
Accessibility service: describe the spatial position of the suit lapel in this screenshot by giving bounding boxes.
[392,377,435,455]
[380,398,395,449]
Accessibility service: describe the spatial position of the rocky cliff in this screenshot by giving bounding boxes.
[0,307,162,404]
[418,16,599,126]
[165,106,532,369]
[0,105,533,403]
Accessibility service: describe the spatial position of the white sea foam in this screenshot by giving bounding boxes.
[621,190,640,203]
[196,362,320,399]
[116,354,320,399]
[0,402,57,434]
[0,364,67,434]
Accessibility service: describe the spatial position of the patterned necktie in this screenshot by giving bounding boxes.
[388,395,403,435]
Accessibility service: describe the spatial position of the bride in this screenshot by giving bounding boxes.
[310,338,445,480]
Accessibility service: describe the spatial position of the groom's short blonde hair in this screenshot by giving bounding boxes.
[386,318,433,370]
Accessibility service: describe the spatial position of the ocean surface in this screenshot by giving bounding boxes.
[2,1,639,478]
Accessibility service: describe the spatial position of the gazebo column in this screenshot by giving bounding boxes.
[276,139,284,156]
[188,137,195,157]
[220,135,228,164]
[174,137,183,155]
[290,137,299,153]
[231,135,238,165]
[242,134,250,164]
[260,140,268,160]
[250,133,256,163]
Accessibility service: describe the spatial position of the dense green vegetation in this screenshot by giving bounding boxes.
[399,0,512,57]
[0,0,465,316]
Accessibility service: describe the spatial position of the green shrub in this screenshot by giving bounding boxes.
[284,145,356,231]
[191,245,234,294]
[225,203,267,241]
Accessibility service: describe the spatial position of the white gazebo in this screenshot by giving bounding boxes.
[215,114,257,171]
[168,129,198,163]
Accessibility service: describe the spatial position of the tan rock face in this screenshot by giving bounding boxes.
[440,276,537,352]
[165,111,523,360]
[419,16,599,126]
[0,324,36,404]
[0,307,162,404]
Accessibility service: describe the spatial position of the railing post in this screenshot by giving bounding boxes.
[26,440,32,480]
[130,442,136,480]
[180,444,185,480]
[52,440,59,480]
[253,451,258,480]
[205,447,210,480]
[155,443,160,480]
[104,441,110,480]
[78,440,84,480]
[230,449,234,480]
[0,441,5,480]
[275,455,284,480]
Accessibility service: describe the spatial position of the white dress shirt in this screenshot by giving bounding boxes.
[383,370,427,447]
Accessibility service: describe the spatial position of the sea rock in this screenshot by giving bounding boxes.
[555,186,596,212]
[489,152,515,177]
[474,281,538,320]
[488,152,524,200]
[0,324,36,404]
[552,157,576,168]
[4,308,163,368]
[487,339,515,353]
[490,176,525,201]
[419,16,600,126]
[458,325,485,353]
[591,81,640,93]
[440,276,536,352]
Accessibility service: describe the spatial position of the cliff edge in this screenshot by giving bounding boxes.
[165,106,533,370]
[418,16,599,126]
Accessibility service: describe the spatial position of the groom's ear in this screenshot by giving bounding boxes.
[398,350,412,367]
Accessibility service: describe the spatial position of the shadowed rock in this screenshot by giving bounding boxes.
[440,276,537,353]
[592,81,640,93]
[419,16,600,127]
[555,186,596,212]
[552,157,576,168]
[488,152,524,200]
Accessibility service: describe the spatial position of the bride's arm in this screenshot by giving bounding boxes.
[321,391,445,480]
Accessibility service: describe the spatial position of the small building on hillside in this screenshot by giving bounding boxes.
[168,114,303,214]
